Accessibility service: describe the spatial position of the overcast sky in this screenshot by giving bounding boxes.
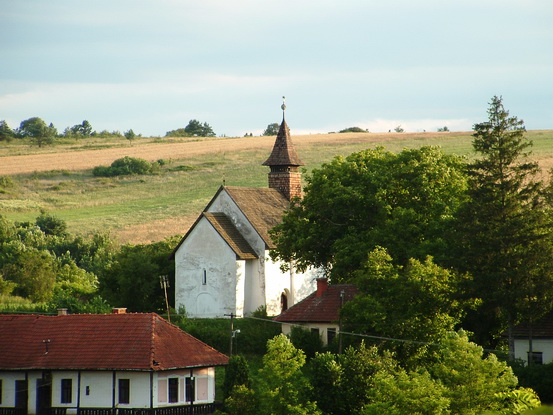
[1,0,552,137]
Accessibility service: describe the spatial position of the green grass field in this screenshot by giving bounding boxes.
[1,130,552,244]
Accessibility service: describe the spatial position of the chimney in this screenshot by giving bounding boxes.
[57,308,68,316]
[112,308,127,314]
[316,278,329,298]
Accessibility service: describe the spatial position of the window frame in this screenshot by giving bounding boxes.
[118,379,130,405]
[60,379,72,404]
[528,351,543,365]
[185,377,195,403]
[168,377,179,403]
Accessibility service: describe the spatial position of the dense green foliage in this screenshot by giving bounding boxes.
[18,117,57,147]
[257,334,321,415]
[217,333,540,415]
[339,126,368,133]
[342,247,472,366]
[0,214,113,313]
[98,238,177,312]
[222,355,252,399]
[0,214,176,315]
[262,123,280,136]
[92,156,161,177]
[0,120,15,141]
[449,96,553,348]
[270,146,468,280]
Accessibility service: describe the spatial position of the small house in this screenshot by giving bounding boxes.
[511,311,553,365]
[0,309,228,415]
[274,278,357,346]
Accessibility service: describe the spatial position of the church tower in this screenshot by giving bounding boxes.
[262,99,304,200]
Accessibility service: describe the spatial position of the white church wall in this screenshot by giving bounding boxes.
[175,218,239,318]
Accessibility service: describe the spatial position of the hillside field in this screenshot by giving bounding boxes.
[1,130,553,244]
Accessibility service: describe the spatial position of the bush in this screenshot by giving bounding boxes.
[290,326,323,359]
[339,127,368,133]
[512,361,553,404]
[93,156,157,177]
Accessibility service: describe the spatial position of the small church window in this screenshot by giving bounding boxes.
[202,269,207,285]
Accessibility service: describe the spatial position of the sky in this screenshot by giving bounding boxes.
[1,0,552,137]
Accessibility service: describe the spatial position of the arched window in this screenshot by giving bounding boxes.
[280,292,288,312]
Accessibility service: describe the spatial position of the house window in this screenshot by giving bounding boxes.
[528,351,543,365]
[185,377,195,403]
[61,379,72,404]
[0,379,3,404]
[168,378,179,403]
[118,379,130,404]
[202,269,207,285]
[15,380,27,409]
[311,327,320,336]
[327,328,336,344]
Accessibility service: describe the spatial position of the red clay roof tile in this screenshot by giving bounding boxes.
[0,313,228,371]
[274,284,358,323]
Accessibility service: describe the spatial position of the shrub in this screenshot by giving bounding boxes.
[93,156,157,177]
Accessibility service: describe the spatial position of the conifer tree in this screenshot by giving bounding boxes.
[452,96,553,350]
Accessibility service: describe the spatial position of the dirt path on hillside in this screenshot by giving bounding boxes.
[0,132,455,175]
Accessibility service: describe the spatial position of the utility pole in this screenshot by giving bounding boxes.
[160,275,171,323]
[224,313,235,355]
[338,290,345,354]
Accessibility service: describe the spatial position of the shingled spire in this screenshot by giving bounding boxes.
[262,98,304,200]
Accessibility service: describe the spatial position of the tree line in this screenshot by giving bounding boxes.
[216,333,540,415]
[0,212,176,315]
[0,118,218,146]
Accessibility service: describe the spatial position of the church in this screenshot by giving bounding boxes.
[172,106,318,318]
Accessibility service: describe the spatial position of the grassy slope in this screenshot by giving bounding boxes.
[1,130,552,244]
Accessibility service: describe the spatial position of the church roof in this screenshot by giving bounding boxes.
[223,186,290,249]
[170,186,289,257]
[0,313,228,371]
[262,119,304,167]
[203,212,258,259]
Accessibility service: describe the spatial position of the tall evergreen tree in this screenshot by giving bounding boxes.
[452,96,553,350]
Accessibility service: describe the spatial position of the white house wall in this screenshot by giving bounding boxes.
[175,218,239,318]
[154,368,215,407]
[1,368,217,413]
[514,339,553,365]
[264,252,317,316]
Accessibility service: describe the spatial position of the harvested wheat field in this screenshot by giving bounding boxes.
[0,132,461,175]
[2,130,552,244]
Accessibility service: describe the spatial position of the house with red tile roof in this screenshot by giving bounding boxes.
[274,278,358,345]
[171,106,318,318]
[0,310,228,415]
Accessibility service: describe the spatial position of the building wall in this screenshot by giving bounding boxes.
[176,188,316,318]
[280,322,339,346]
[514,339,553,365]
[0,372,26,409]
[175,218,239,318]
[154,368,214,407]
[1,368,217,412]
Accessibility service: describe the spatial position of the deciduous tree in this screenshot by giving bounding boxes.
[270,146,468,281]
[184,119,216,137]
[262,123,279,136]
[342,247,470,365]
[257,334,321,415]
